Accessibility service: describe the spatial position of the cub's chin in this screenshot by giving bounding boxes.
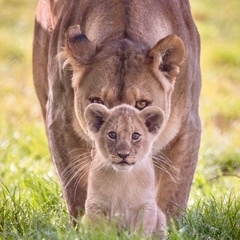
[112,163,134,172]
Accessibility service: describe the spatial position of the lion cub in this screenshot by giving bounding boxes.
[83,103,166,237]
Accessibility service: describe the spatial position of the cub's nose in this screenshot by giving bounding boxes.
[117,152,130,160]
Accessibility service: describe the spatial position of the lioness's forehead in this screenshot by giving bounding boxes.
[92,39,149,83]
[79,38,164,109]
[97,39,148,64]
[87,42,154,98]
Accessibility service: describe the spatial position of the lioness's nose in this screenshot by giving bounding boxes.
[117,152,130,160]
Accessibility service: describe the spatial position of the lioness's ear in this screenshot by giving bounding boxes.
[139,107,165,135]
[66,25,97,65]
[149,34,185,82]
[84,103,109,134]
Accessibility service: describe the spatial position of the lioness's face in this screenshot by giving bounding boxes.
[64,25,185,139]
[75,42,166,132]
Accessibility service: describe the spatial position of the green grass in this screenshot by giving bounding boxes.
[169,194,240,240]
[1,177,240,239]
[0,0,240,239]
[191,0,240,195]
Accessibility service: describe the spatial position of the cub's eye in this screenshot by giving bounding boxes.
[132,132,141,141]
[135,100,149,110]
[108,131,117,140]
[91,98,104,105]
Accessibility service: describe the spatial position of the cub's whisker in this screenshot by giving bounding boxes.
[62,155,90,179]
[152,158,178,184]
[152,153,177,170]
[67,148,91,157]
[63,153,92,189]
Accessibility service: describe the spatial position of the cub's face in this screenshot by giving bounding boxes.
[63,25,185,140]
[84,104,164,171]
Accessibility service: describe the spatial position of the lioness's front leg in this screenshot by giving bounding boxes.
[46,91,91,221]
[155,116,201,218]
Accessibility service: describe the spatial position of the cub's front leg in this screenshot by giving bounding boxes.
[135,205,166,238]
[83,199,109,226]
[155,208,167,239]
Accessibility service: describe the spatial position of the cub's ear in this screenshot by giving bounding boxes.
[84,103,109,134]
[139,106,165,135]
[149,34,185,82]
[66,25,97,65]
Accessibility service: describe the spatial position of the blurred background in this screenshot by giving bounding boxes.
[0,0,239,204]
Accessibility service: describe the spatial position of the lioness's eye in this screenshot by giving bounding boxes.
[132,132,141,141]
[135,100,148,110]
[108,131,117,140]
[91,98,104,105]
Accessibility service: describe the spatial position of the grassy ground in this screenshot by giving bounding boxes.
[0,0,240,239]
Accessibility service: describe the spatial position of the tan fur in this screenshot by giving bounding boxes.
[83,103,166,237]
[33,0,201,222]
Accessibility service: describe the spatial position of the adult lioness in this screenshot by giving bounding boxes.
[33,0,201,222]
